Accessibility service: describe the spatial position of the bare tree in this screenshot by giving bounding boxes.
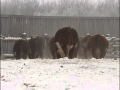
[1,0,40,15]
[1,0,119,17]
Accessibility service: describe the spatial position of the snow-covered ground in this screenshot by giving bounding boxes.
[1,58,119,90]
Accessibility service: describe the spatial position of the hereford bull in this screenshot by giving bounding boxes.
[54,27,79,59]
[13,39,30,59]
[88,34,109,59]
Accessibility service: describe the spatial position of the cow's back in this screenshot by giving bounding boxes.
[55,27,78,46]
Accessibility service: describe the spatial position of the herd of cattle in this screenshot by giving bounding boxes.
[13,27,109,59]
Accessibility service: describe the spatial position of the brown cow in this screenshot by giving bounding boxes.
[78,35,92,59]
[88,34,109,59]
[13,39,30,59]
[28,36,44,59]
[54,27,79,59]
[29,35,52,59]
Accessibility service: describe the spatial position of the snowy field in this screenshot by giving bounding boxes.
[1,58,119,90]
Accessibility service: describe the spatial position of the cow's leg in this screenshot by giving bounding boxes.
[19,51,23,59]
[87,50,92,59]
[55,42,65,58]
[51,47,57,59]
[82,42,88,59]
[100,49,106,58]
[33,50,37,59]
[23,51,29,59]
[21,52,24,59]
[100,53,105,58]
[14,51,17,59]
[34,51,40,58]
[92,51,96,59]
[68,44,78,59]
[83,48,88,59]
[23,53,27,59]
[56,52,61,59]
[28,52,32,59]
[73,44,79,58]
[66,44,73,58]
[50,47,57,59]
[79,47,84,59]
[30,52,34,59]
[15,52,20,59]
[100,48,108,58]
[69,47,75,59]
[39,50,44,59]
[14,52,16,58]
[95,48,100,59]
[91,48,98,59]
[36,53,40,58]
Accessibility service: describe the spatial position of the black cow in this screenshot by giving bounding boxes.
[28,35,52,59]
[54,27,79,59]
[88,34,109,59]
[28,36,44,59]
[13,39,30,59]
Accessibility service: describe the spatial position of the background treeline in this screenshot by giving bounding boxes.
[1,0,119,17]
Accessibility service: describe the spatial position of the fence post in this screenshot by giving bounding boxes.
[21,32,27,39]
[0,35,4,60]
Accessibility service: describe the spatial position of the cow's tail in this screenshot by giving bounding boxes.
[55,42,65,58]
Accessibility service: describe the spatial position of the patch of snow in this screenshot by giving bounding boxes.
[1,58,119,90]
[4,37,31,40]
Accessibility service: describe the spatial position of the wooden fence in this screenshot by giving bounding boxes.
[1,15,119,38]
[1,15,119,59]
